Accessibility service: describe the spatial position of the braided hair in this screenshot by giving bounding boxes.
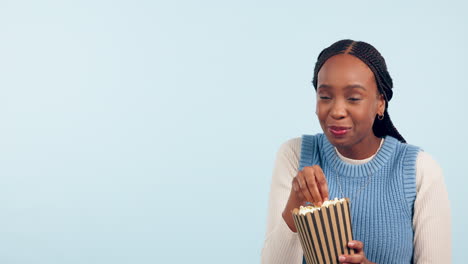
[312,39,406,143]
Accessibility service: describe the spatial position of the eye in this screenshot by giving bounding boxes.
[348,97,361,102]
[319,96,331,100]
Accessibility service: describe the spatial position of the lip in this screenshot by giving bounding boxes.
[328,126,351,137]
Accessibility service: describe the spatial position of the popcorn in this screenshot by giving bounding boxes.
[298,198,346,215]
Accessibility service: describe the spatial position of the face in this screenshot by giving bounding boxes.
[316,54,385,149]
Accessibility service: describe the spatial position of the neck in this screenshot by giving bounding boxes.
[335,135,383,160]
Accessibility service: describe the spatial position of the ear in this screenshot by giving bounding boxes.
[377,93,385,115]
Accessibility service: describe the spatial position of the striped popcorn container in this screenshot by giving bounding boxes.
[292,198,355,264]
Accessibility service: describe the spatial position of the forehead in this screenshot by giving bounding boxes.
[317,54,376,89]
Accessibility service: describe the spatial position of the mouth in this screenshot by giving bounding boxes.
[328,126,351,137]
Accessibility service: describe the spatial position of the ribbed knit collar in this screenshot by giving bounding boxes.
[322,135,398,178]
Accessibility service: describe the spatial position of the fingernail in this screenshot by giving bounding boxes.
[348,241,355,247]
[339,256,345,262]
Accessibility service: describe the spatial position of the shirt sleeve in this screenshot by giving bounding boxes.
[261,137,303,264]
[413,151,452,263]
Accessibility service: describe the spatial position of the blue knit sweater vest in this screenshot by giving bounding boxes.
[299,134,420,264]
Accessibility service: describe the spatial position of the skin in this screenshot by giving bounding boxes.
[282,54,385,264]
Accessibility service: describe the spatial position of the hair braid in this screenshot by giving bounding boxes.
[312,39,406,143]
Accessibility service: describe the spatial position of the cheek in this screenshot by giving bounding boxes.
[315,104,327,121]
[352,107,376,127]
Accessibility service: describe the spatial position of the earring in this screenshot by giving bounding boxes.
[378,113,384,120]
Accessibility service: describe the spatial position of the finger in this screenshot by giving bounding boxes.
[338,255,348,263]
[348,240,364,252]
[292,180,305,201]
[293,173,305,200]
[313,165,329,201]
[292,178,299,192]
[297,171,314,202]
[303,167,323,205]
[338,254,365,263]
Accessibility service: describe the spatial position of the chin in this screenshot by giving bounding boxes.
[324,132,352,148]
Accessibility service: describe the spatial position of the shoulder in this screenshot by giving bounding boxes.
[387,137,421,164]
[271,137,303,177]
[393,140,444,184]
[414,150,448,197]
[276,137,302,160]
[276,133,324,157]
[389,137,441,174]
[275,133,325,170]
[417,151,442,171]
[416,151,444,184]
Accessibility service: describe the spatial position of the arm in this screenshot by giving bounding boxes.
[413,152,451,263]
[261,138,303,264]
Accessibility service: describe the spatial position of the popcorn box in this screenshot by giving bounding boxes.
[292,198,355,264]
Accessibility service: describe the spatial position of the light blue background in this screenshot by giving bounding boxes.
[0,0,466,263]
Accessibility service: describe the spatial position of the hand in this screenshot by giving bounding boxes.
[338,240,376,264]
[292,165,329,206]
[282,165,329,232]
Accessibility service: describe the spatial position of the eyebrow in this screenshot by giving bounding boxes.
[318,84,367,91]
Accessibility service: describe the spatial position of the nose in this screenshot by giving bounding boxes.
[330,100,347,120]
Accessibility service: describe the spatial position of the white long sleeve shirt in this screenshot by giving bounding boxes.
[261,137,451,264]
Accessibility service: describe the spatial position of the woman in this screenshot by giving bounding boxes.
[261,40,451,264]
